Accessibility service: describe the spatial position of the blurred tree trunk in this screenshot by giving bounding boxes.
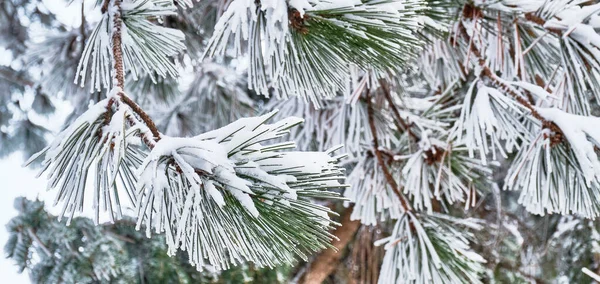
[299,206,361,284]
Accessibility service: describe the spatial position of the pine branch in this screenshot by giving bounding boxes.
[457,6,563,140]
[76,0,185,92]
[365,90,412,212]
[378,78,419,141]
[119,94,161,144]
[110,0,125,90]
[105,0,161,147]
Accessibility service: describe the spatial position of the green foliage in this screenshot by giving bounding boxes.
[5,197,292,283]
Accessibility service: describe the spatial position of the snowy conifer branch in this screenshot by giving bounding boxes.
[134,111,346,270]
[366,90,412,212]
[454,80,528,165]
[27,94,347,270]
[111,0,125,89]
[24,97,146,224]
[400,133,492,213]
[376,213,485,283]
[506,108,600,218]
[456,12,564,143]
[204,0,430,105]
[22,0,351,273]
[15,0,600,281]
[75,0,185,92]
[379,78,419,141]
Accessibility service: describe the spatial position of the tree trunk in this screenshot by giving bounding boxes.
[299,206,361,284]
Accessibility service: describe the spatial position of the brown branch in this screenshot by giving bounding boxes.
[111,0,125,90]
[120,95,161,141]
[457,13,563,140]
[378,78,419,141]
[366,91,412,212]
[106,0,161,145]
[299,206,361,284]
[101,0,111,14]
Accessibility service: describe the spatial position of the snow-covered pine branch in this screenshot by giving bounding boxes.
[375,212,485,284]
[455,80,528,165]
[75,0,185,92]
[14,0,600,281]
[506,108,600,218]
[541,2,600,114]
[26,87,347,270]
[203,0,429,106]
[400,132,491,213]
[135,111,346,269]
[24,94,145,225]
[345,155,404,225]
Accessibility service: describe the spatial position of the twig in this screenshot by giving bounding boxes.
[365,90,412,212]
[457,11,563,139]
[378,78,419,141]
[111,0,125,90]
[101,0,111,14]
[26,227,52,257]
[106,0,162,146]
[120,95,161,140]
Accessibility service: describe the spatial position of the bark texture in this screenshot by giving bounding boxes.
[300,206,361,284]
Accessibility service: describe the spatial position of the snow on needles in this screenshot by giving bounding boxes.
[26,93,347,270]
[456,80,527,165]
[537,108,600,186]
[134,110,346,269]
[375,213,485,284]
[75,0,185,92]
[204,0,428,105]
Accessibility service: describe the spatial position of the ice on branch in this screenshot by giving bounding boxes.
[401,131,492,212]
[455,80,528,165]
[375,213,485,284]
[204,0,427,105]
[134,110,346,270]
[75,0,185,92]
[505,108,600,218]
[24,98,145,225]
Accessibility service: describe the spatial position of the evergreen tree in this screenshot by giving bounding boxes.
[4,0,600,283]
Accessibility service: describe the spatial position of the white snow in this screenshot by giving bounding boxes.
[536,107,600,186]
[456,81,526,165]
